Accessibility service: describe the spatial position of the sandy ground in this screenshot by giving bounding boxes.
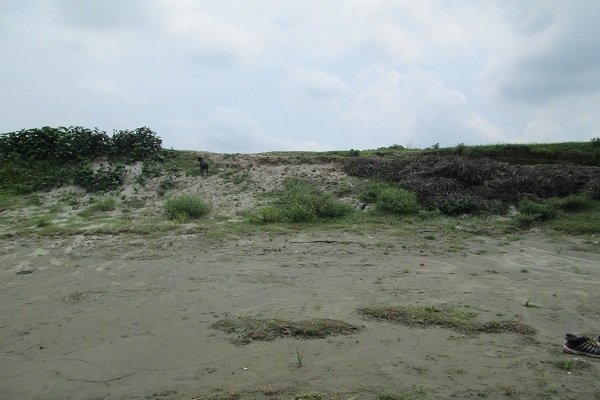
[2,229,600,400]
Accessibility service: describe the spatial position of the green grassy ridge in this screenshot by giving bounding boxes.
[425,141,600,166]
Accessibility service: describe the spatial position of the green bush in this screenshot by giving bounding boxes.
[91,197,117,212]
[163,195,210,221]
[285,202,318,222]
[74,164,126,192]
[359,181,391,203]
[517,199,557,221]
[111,127,163,162]
[0,126,109,161]
[252,178,353,223]
[376,187,421,215]
[250,206,285,223]
[136,160,163,186]
[547,192,595,212]
[437,196,481,215]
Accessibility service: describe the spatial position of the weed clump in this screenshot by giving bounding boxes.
[251,178,353,223]
[359,181,421,215]
[360,305,535,336]
[163,195,210,221]
[376,187,421,215]
[211,317,362,344]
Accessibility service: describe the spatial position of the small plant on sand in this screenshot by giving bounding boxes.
[296,345,303,367]
[523,299,535,308]
[554,243,563,255]
[163,195,210,221]
[34,215,53,227]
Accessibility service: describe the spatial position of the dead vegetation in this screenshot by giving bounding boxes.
[345,155,600,212]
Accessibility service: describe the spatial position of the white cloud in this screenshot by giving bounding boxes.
[79,77,125,95]
[164,108,333,153]
[342,67,506,148]
[1,1,599,151]
[278,66,351,105]
[160,1,263,68]
[483,2,600,103]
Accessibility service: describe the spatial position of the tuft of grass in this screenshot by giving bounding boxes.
[211,317,362,344]
[34,215,53,227]
[92,197,116,211]
[251,178,353,223]
[378,389,427,400]
[553,359,592,373]
[163,195,210,221]
[79,197,117,218]
[296,346,303,368]
[360,305,535,336]
[517,199,557,222]
[376,187,421,216]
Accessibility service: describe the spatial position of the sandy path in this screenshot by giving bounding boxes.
[1,231,599,399]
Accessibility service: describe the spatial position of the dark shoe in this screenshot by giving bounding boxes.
[563,333,600,358]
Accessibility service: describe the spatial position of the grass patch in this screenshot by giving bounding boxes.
[553,359,592,374]
[79,197,116,218]
[378,389,427,400]
[211,317,363,344]
[34,215,53,227]
[360,305,535,336]
[163,195,210,221]
[250,178,353,223]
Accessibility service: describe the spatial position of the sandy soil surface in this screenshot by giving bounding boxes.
[2,228,600,399]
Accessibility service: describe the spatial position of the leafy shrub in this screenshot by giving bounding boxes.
[314,193,354,218]
[547,192,595,212]
[89,197,117,212]
[455,143,466,155]
[517,199,557,221]
[592,138,600,148]
[0,156,74,193]
[159,173,177,191]
[437,196,481,215]
[252,178,353,223]
[376,187,421,215]
[359,181,391,203]
[111,127,162,162]
[136,160,163,186]
[347,149,360,157]
[163,195,210,221]
[74,164,126,192]
[249,206,285,223]
[285,202,318,222]
[516,213,540,226]
[0,126,109,161]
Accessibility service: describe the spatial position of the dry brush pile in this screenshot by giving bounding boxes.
[344,155,600,213]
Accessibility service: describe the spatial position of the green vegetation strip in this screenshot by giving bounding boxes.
[211,317,363,344]
[360,305,535,336]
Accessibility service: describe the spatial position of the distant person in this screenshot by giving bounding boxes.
[198,157,208,177]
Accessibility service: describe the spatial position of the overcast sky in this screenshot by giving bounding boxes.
[2,1,600,153]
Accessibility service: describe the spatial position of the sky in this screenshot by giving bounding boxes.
[2,1,600,153]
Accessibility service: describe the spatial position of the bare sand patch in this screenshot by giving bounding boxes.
[1,230,600,399]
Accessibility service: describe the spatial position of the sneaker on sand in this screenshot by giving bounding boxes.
[563,333,600,357]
